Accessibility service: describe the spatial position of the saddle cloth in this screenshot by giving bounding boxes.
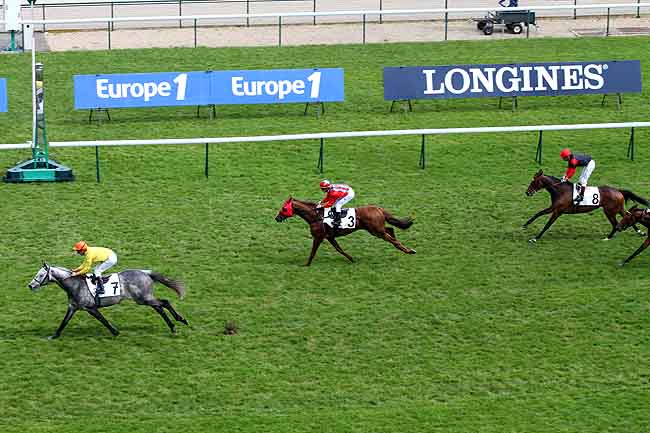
[573,184,601,206]
[85,274,121,298]
[323,208,357,229]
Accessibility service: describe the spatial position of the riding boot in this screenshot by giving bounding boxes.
[333,211,342,229]
[575,185,586,204]
[94,275,104,307]
[95,275,105,295]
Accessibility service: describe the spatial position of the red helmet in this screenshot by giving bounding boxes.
[560,148,571,159]
[73,240,88,253]
[319,179,332,190]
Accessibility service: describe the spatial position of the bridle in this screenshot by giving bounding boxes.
[622,208,647,228]
[35,265,51,287]
[527,176,544,196]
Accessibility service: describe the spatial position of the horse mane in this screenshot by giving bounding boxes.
[544,174,562,182]
[292,198,318,207]
[49,264,73,276]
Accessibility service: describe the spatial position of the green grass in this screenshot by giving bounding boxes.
[2,37,650,433]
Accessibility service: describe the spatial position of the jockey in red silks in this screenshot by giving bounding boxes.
[560,148,595,204]
[316,179,355,228]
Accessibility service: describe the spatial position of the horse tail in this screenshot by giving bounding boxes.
[621,190,650,206]
[382,209,414,230]
[147,271,186,300]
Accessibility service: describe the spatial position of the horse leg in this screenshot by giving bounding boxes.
[381,231,416,254]
[604,209,619,240]
[49,304,77,340]
[530,212,561,242]
[160,299,189,325]
[385,227,396,238]
[523,207,552,228]
[86,308,120,336]
[620,238,650,266]
[145,300,176,333]
[305,237,324,266]
[327,238,354,263]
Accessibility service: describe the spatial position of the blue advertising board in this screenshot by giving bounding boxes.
[0,78,7,112]
[74,72,211,109]
[384,60,642,100]
[74,68,344,109]
[210,68,344,104]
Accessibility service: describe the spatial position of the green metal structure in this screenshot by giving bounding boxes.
[4,62,74,182]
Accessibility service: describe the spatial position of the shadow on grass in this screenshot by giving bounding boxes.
[0,321,189,341]
[59,105,319,126]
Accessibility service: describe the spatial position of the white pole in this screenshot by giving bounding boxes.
[31,1,36,152]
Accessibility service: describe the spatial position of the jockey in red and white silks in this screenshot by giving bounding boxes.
[317,180,355,227]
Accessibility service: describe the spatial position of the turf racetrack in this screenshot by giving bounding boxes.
[1,37,650,432]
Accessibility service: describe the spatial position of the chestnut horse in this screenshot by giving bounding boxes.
[616,205,650,265]
[524,169,648,242]
[275,197,416,265]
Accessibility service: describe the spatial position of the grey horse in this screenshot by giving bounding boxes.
[28,263,188,339]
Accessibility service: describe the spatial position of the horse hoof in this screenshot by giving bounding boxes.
[639,232,647,237]
[602,237,610,241]
[528,238,537,244]
[181,319,189,326]
[522,225,528,230]
[409,249,417,254]
[47,334,59,340]
[618,261,627,267]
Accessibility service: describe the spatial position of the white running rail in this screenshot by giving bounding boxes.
[1,121,648,150]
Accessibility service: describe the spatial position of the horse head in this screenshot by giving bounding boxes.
[616,205,644,232]
[275,197,319,224]
[526,169,545,196]
[275,197,294,222]
[28,262,51,291]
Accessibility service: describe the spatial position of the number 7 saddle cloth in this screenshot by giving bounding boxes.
[85,274,122,297]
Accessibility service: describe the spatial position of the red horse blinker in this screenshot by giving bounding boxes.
[280,198,294,217]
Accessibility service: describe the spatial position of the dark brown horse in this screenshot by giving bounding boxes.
[616,205,650,265]
[275,197,416,265]
[524,169,648,243]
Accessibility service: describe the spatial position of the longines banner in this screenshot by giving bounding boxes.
[74,68,344,109]
[0,78,7,112]
[383,61,642,100]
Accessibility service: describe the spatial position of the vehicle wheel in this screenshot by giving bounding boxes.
[505,24,514,31]
[512,23,523,34]
[483,25,494,35]
[477,20,486,30]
